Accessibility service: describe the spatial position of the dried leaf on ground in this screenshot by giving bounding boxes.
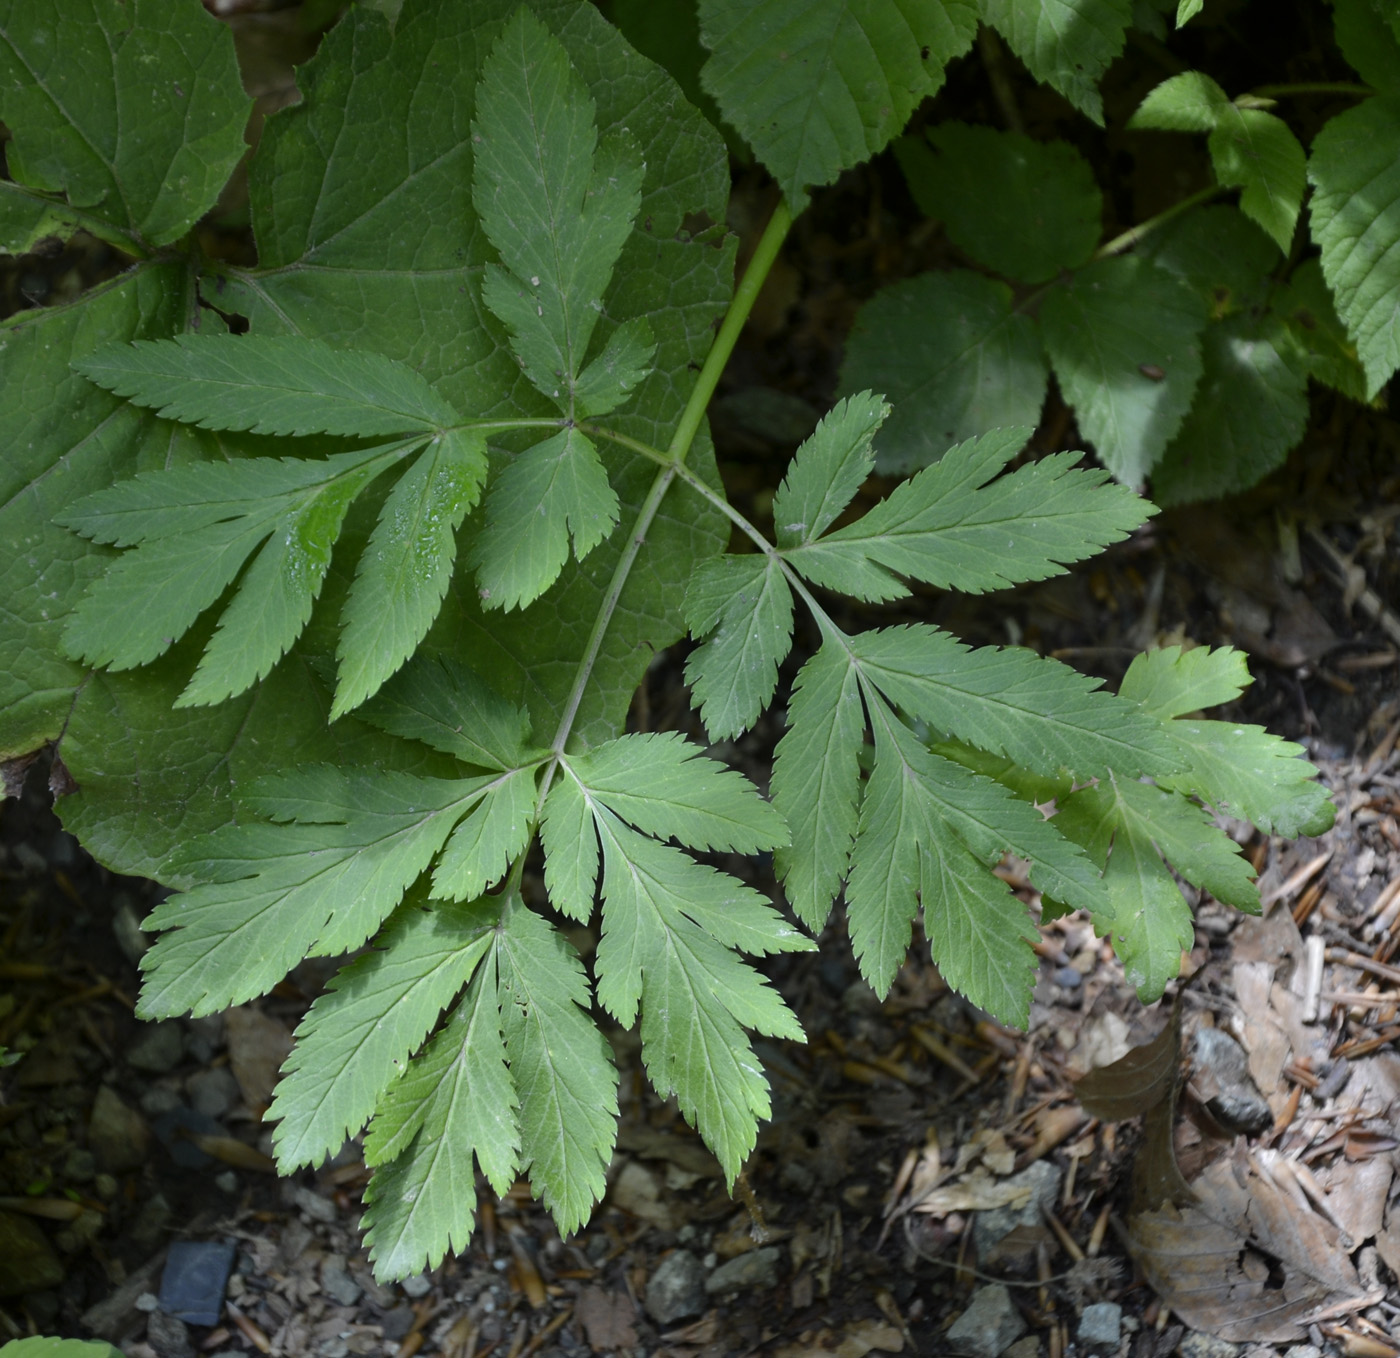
[225,1005,294,1109]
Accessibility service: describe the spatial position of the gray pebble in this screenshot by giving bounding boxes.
[320,1254,362,1308]
[972,1160,1062,1256]
[88,1086,151,1174]
[187,1067,239,1120]
[1177,1334,1239,1358]
[400,1272,433,1299]
[215,1171,238,1194]
[645,1249,707,1324]
[704,1246,781,1295]
[288,1184,337,1224]
[127,1021,185,1075]
[946,1284,1026,1358]
[1078,1301,1121,1346]
[140,1086,185,1118]
[146,1309,194,1358]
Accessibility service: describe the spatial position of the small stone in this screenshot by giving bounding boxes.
[1078,1301,1121,1347]
[146,1309,195,1358]
[1002,1340,1040,1358]
[645,1250,707,1324]
[130,1194,173,1252]
[1283,1347,1323,1358]
[112,896,150,965]
[88,1086,151,1173]
[321,1254,363,1307]
[1177,1334,1239,1358]
[215,1171,238,1194]
[289,1183,337,1223]
[136,1292,160,1313]
[94,1173,119,1200]
[381,1306,417,1342]
[140,1086,185,1118]
[187,1067,239,1120]
[946,1285,1027,1358]
[972,1160,1062,1256]
[704,1245,781,1295]
[400,1272,433,1299]
[63,1147,97,1183]
[127,1021,185,1075]
[0,1210,64,1296]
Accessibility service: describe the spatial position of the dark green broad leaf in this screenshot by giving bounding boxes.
[1308,97,1400,397]
[1276,258,1369,402]
[897,123,1102,284]
[1332,0,1400,91]
[697,0,977,204]
[0,0,250,250]
[839,270,1048,474]
[1135,205,1276,318]
[981,0,1133,125]
[1040,255,1207,488]
[1151,313,1309,505]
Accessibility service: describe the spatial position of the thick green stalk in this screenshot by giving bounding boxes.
[1093,186,1222,260]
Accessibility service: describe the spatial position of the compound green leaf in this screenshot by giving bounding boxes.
[58,444,410,699]
[770,643,865,931]
[431,767,540,902]
[496,895,617,1235]
[851,625,1178,780]
[902,123,1102,283]
[786,429,1150,599]
[573,317,658,419]
[845,707,1037,1020]
[471,427,621,612]
[839,271,1048,474]
[1162,722,1337,837]
[1128,71,1231,132]
[1119,644,1250,719]
[332,429,489,719]
[565,732,787,853]
[75,336,462,438]
[139,769,486,1017]
[683,555,796,741]
[363,951,519,1280]
[772,392,888,549]
[697,0,978,203]
[1308,97,1400,396]
[473,9,645,415]
[1151,312,1308,504]
[1208,109,1306,252]
[1276,257,1370,401]
[592,814,803,1175]
[0,0,249,248]
[356,656,535,772]
[981,0,1134,124]
[270,893,496,1172]
[1041,255,1207,488]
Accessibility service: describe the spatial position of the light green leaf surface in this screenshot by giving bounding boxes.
[772,392,889,548]
[565,732,787,853]
[593,814,803,1175]
[839,270,1049,474]
[851,625,1178,780]
[845,708,1037,1020]
[471,427,621,612]
[332,429,489,718]
[1177,0,1204,24]
[683,555,796,741]
[1041,255,1207,487]
[785,429,1150,599]
[473,9,644,414]
[139,769,484,1017]
[1128,71,1231,132]
[1119,644,1250,719]
[1151,312,1308,504]
[356,656,535,772]
[1208,108,1306,252]
[75,336,462,437]
[770,643,865,931]
[1276,258,1370,401]
[497,896,618,1235]
[981,0,1134,123]
[0,0,249,247]
[539,776,600,923]
[900,123,1102,283]
[697,0,978,203]
[1308,97,1400,396]
[363,951,519,1280]
[431,767,540,902]
[270,894,496,1171]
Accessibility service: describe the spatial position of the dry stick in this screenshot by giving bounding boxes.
[1305,525,1400,648]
